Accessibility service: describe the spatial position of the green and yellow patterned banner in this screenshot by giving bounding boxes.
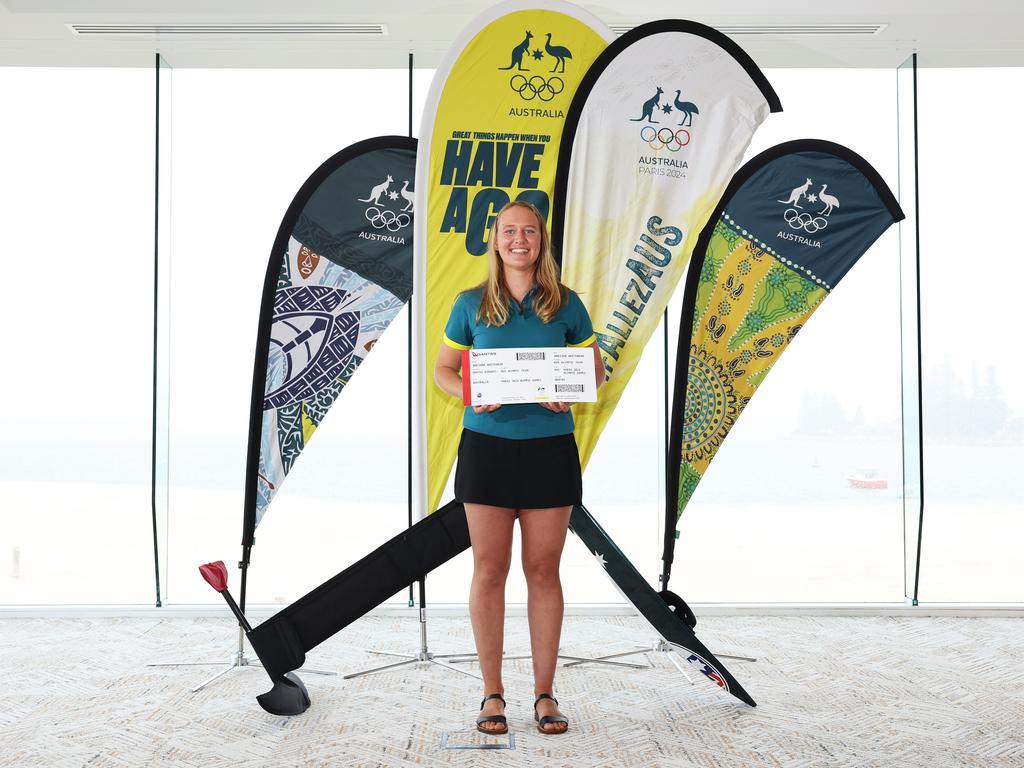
[663,140,904,586]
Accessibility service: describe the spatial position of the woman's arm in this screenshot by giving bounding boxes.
[434,343,464,399]
[435,343,500,413]
[590,341,605,390]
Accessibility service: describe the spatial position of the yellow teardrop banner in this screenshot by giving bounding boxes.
[416,2,611,514]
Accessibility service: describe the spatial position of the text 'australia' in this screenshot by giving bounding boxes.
[508,107,565,119]
[638,157,688,168]
[776,231,822,248]
[359,231,406,245]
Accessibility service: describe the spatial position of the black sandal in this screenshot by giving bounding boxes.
[533,692,569,734]
[476,692,508,735]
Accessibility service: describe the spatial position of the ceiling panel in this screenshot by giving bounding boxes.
[1,0,1022,68]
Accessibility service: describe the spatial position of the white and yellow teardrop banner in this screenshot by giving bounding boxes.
[554,20,781,468]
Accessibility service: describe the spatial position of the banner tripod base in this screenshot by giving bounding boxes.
[446,650,647,670]
[149,625,338,692]
[344,606,482,680]
[561,638,756,682]
[344,650,482,680]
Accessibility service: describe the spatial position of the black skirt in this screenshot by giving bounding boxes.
[454,428,582,509]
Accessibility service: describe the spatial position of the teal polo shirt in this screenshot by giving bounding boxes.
[443,286,596,440]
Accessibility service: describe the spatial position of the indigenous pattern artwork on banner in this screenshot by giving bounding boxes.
[553,20,782,469]
[663,140,904,582]
[246,137,417,533]
[416,0,612,515]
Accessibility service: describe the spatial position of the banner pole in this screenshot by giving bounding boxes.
[345,49,474,680]
[910,52,926,606]
[663,309,669,458]
[661,308,669,588]
[407,50,415,609]
[150,51,163,608]
[239,545,250,615]
[418,576,428,653]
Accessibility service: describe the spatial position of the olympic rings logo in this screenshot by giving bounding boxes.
[639,126,691,152]
[365,207,411,232]
[509,75,564,102]
[783,208,829,234]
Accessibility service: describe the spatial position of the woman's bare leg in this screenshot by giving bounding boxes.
[464,503,516,731]
[519,505,572,732]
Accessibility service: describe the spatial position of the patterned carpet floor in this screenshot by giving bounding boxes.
[1,614,1022,767]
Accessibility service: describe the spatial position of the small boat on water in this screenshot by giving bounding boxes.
[847,468,888,490]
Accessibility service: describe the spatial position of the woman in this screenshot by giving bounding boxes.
[434,201,603,735]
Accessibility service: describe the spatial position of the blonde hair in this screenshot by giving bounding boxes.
[475,200,567,326]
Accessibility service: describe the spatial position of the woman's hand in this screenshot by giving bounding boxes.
[539,401,571,413]
[473,403,502,414]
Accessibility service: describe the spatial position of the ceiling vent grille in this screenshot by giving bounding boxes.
[68,23,387,37]
[610,23,887,37]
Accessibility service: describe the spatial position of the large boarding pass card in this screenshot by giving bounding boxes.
[461,347,597,406]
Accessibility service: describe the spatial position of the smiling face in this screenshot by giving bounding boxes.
[494,205,542,275]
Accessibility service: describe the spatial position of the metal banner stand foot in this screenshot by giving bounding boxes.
[149,625,337,692]
[562,637,756,682]
[447,649,647,670]
[563,638,693,681]
[344,580,482,681]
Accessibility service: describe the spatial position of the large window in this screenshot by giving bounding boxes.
[2,61,1017,608]
[917,68,1024,603]
[0,67,154,603]
[165,69,411,604]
